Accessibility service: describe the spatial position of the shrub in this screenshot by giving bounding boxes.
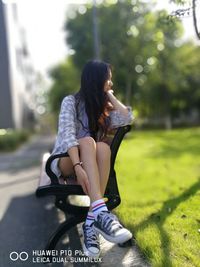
[0,129,30,152]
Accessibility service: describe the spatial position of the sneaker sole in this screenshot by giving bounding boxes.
[93,226,133,244]
[82,243,100,258]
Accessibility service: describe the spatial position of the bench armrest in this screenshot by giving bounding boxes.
[45,152,69,185]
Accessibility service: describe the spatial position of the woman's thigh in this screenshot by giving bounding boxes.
[58,157,73,177]
[58,138,109,177]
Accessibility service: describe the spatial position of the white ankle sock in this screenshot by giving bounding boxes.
[85,211,95,226]
[91,199,108,220]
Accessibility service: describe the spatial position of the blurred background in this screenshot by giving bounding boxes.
[0,1,200,267]
[0,0,200,140]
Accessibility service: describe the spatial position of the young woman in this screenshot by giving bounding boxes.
[51,60,133,258]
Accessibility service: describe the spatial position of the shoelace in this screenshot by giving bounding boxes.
[100,212,123,233]
[84,224,99,246]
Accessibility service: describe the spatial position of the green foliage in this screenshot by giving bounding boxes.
[65,0,155,104]
[49,0,200,127]
[66,8,95,69]
[115,127,200,267]
[0,129,29,151]
[48,58,79,114]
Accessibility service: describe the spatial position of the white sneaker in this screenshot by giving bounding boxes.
[93,211,132,244]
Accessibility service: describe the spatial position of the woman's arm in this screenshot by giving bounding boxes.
[106,90,129,116]
[106,90,134,128]
[68,146,90,195]
[67,146,80,166]
[56,96,79,153]
[54,96,90,194]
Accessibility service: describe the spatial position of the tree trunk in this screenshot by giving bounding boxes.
[164,114,172,130]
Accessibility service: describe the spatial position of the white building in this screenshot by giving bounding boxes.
[0,0,36,129]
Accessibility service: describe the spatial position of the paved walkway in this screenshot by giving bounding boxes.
[0,135,150,267]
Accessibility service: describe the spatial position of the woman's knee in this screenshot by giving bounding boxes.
[79,136,96,149]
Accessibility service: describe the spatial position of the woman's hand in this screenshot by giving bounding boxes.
[104,79,113,92]
[106,89,114,95]
[106,89,129,116]
[74,165,90,195]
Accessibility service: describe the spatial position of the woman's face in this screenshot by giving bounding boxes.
[104,70,113,92]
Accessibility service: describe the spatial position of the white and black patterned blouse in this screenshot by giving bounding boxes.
[51,94,134,177]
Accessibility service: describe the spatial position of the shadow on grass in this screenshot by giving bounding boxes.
[128,179,200,267]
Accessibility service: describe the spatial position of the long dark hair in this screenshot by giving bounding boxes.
[75,60,112,140]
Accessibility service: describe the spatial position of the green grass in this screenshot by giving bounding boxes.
[115,127,200,267]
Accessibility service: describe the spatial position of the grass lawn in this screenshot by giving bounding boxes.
[115,127,200,267]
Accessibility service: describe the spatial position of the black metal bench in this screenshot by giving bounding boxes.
[35,125,132,252]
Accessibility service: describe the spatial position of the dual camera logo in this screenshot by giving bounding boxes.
[9,251,29,261]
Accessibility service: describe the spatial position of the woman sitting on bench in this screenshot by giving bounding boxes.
[51,60,133,258]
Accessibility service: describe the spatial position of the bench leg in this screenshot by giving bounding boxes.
[45,214,85,251]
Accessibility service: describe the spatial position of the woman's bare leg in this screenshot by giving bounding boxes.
[58,157,73,176]
[96,142,111,195]
[79,137,102,202]
[58,139,110,203]
[86,141,111,212]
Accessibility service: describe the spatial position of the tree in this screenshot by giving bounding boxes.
[65,0,159,105]
[48,0,200,128]
[48,58,79,114]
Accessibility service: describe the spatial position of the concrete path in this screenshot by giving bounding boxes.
[0,135,150,267]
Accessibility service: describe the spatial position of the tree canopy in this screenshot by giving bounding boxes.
[48,0,200,128]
